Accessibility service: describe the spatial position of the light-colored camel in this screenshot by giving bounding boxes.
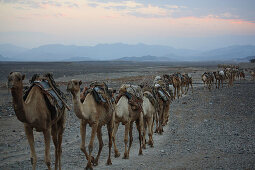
[7,72,66,170]
[213,71,224,89]
[112,84,144,159]
[250,70,255,80]
[67,80,113,170]
[142,91,156,148]
[224,69,234,87]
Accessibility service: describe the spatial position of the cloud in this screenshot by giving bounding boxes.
[86,1,180,18]
[0,0,79,9]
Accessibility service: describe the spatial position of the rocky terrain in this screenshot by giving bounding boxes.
[0,61,254,169]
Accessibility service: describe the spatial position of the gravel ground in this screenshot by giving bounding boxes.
[0,62,255,169]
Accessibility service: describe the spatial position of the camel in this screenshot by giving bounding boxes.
[213,71,224,89]
[202,72,214,90]
[239,70,245,80]
[163,74,181,99]
[181,74,193,94]
[153,76,171,134]
[142,90,157,148]
[112,84,144,159]
[66,80,114,170]
[224,69,234,87]
[250,70,255,80]
[7,72,66,170]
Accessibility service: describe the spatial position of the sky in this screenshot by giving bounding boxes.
[0,0,255,50]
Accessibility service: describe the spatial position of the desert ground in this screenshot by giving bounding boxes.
[0,61,254,170]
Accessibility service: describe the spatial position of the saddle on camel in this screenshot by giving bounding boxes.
[24,73,70,125]
[80,81,115,110]
[115,84,143,112]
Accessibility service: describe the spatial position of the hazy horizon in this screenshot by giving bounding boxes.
[1,0,255,51]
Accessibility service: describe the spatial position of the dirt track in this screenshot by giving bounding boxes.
[0,62,255,169]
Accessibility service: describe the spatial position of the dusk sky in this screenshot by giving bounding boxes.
[1,0,255,50]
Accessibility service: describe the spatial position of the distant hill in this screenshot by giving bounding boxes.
[0,44,28,58]
[117,55,179,61]
[237,55,255,62]
[11,43,198,61]
[63,56,92,61]
[0,54,10,61]
[0,43,254,61]
[196,45,255,61]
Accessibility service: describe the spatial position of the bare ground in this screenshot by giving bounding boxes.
[0,61,254,169]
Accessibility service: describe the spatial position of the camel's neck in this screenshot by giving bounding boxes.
[11,87,28,123]
[71,91,84,119]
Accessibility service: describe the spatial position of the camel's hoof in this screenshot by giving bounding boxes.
[122,153,129,159]
[142,145,146,149]
[90,156,95,164]
[106,159,112,165]
[148,141,153,147]
[138,151,143,156]
[85,165,93,170]
[114,152,120,158]
[92,161,98,166]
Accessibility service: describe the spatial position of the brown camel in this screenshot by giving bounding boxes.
[7,72,66,170]
[67,80,114,170]
[181,74,193,94]
[153,76,171,134]
[112,84,144,159]
[250,70,255,80]
[202,72,214,90]
[163,74,181,99]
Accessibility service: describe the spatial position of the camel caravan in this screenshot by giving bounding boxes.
[7,65,254,169]
[201,64,252,90]
[7,69,196,170]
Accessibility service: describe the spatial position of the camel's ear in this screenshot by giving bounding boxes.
[79,80,82,85]
[10,72,13,75]
[113,89,117,93]
[22,74,25,80]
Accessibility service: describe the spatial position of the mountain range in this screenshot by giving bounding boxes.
[0,43,254,62]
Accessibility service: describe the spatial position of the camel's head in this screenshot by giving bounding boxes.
[7,72,25,89]
[66,79,82,95]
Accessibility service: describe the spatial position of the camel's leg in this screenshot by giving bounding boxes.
[86,123,98,170]
[147,116,154,147]
[135,120,143,155]
[80,120,89,160]
[123,122,130,159]
[142,118,147,149]
[93,127,103,166]
[191,82,194,93]
[106,123,112,165]
[158,106,164,135]
[43,129,52,170]
[57,118,65,170]
[112,121,120,158]
[177,85,180,99]
[154,110,159,133]
[24,125,37,170]
[127,122,134,157]
[186,83,189,94]
[51,125,59,170]
[139,111,144,151]
[173,86,177,99]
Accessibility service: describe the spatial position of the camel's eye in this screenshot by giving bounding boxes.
[74,82,77,85]
[17,77,21,81]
